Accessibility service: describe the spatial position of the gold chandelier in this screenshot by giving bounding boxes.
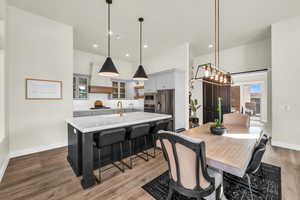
[195,0,231,85]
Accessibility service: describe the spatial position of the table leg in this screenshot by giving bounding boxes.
[81,133,96,189]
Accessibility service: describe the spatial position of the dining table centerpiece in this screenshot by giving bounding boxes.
[210,97,227,135]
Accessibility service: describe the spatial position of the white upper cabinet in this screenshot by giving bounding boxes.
[156,71,174,90]
[144,69,176,92]
[144,74,157,93]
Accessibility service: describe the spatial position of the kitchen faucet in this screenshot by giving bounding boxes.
[117,101,124,116]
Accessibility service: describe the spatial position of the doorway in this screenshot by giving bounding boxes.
[231,70,269,124]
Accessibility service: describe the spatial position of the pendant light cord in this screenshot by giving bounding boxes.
[218,0,220,70]
[214,0,217,68]
[108,2,111,57]
[140,20,142,66]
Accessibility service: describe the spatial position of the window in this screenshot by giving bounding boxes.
[73,74,89,99]
[111,81,126,99]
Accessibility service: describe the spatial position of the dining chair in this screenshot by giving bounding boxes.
[223,113,250,127]
[149,120,170,158]
[243,143,267,200]
[259,134,269,146]
[155,127,186,152]
[157,131,222,200]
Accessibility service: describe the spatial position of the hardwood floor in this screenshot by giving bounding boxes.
[0,145,299,200]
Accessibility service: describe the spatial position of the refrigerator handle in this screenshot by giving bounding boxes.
[157,102,161,112]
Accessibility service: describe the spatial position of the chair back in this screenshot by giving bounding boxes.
[246,143,266,174]
[153,120,169,134]
[175,128,186,133]
[260,134,269,146]
[98,128,126,147]
[157,131,215,196]
[223,113,250,127]
[130,124,150,139]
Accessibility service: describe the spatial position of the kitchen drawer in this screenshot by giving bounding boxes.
[73,111,92,117]
[92,110,115,116]
[124,108,135,113]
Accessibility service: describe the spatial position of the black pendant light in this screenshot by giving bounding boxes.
[133,18,148,81]
[99,0,119,77]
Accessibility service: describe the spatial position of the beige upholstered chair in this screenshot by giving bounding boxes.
[157,131,222,200]
[223,113,250,127]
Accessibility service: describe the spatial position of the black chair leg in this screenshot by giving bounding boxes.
[148,134,156,158]
[246,174,254,200]
[98,148,102,183]
[144,136,149,161]
[119,142,125,172]
[167,188,174,200]
[216,185,222,200]
[129,140,133,169]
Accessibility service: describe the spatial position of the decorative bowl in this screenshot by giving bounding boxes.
[210,126,227,135]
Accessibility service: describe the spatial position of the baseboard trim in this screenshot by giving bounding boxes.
[0,156,10,182]
[9,142,67,158]
[272,141,300,151]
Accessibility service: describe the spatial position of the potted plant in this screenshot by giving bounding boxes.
[190,99,201,118]
[190,99,201,127]
[210,97,227,135]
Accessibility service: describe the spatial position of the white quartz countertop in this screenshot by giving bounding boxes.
[66,112,172,133]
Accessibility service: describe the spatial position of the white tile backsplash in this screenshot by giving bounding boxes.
[73,93,144,111]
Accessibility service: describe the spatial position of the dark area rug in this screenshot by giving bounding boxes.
[142,163,281,200]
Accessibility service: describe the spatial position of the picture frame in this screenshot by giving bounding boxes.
[26,78,63,100]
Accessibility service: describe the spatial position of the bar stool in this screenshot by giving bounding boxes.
[94,128,126,183]
[150,120,169,158]
[125,124,150,169]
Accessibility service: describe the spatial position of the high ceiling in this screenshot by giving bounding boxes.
[8,0,300,62]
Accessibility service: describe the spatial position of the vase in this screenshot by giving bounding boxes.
[210,126,227,135]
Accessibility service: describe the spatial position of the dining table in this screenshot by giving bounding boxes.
[181,123,263,199]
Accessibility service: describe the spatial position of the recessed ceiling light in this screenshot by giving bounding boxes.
[208,44,214,48]
[125,53,130,57]
[116,34,121,40]
[108,30,113,35]
[143,44,148,48]
[93,44,99,48]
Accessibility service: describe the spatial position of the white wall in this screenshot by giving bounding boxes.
[193,39,271,74]
[144,43,190,130]
[0,0,9,182]
[271,16,300,150]
[7,6,73,156]
[73,50,143,110]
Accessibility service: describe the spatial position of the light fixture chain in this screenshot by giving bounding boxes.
[214,0,217,68]
[108,2,111,57]
[218,0,220,69]
[140,20,143,65]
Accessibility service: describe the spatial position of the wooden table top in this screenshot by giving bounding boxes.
[182,123,263,177]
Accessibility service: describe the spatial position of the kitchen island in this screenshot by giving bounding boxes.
[66,112,172,189]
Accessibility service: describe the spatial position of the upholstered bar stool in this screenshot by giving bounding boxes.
[125,124,150,169]
[150,120,170,158]
[94,128,126,183]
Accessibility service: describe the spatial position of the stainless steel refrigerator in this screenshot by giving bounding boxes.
[156,89,175,130]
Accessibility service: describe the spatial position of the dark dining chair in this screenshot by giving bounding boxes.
[157,131,222,200]
[243,142,267,200]
[259,134,269,146]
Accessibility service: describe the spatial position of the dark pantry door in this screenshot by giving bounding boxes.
[203,81,231,123]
